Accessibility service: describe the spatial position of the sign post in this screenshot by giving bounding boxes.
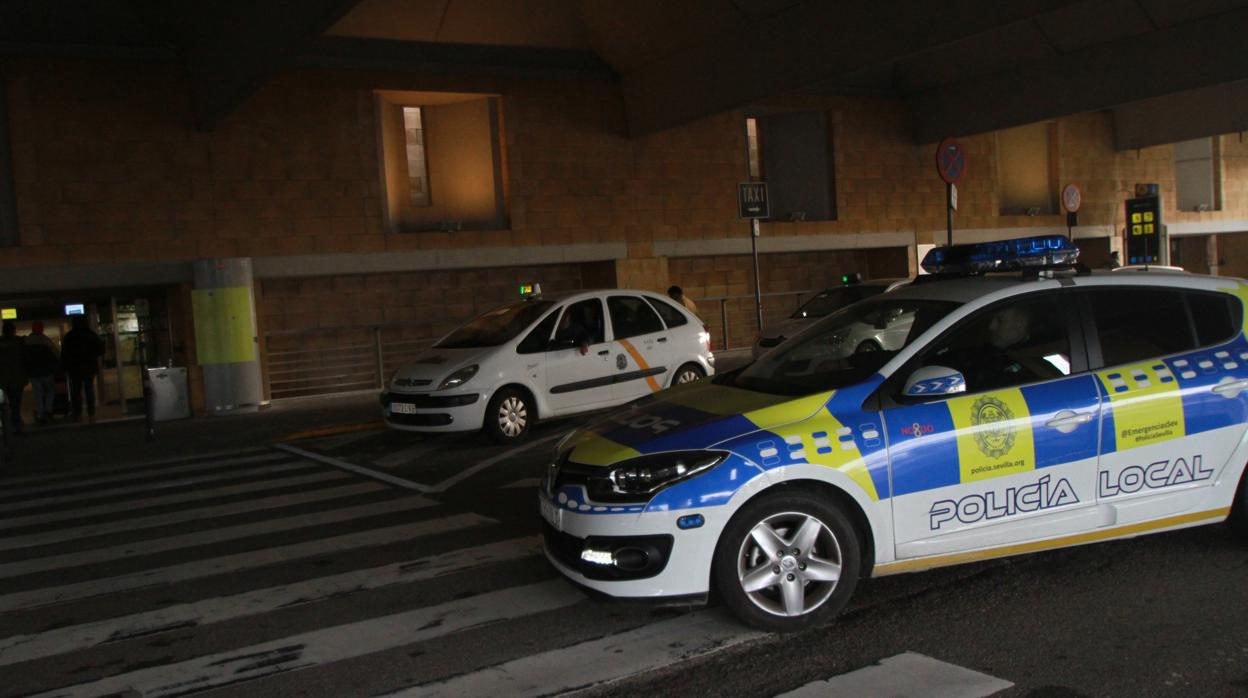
[1125,190,1164,267]
[935,139,966,247]
[1061,183,1082,241]
[738,182,769,331]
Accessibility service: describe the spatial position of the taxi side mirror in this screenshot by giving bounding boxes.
[903,365,966,397]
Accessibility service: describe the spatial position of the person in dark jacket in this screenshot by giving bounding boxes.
[24,321,60,425]
[60,316,105,421]
[0,321,27,433]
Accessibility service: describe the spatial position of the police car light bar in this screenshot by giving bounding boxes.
[920,235,1079,275]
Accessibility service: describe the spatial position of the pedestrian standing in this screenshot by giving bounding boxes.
[25,321,60,425]
[61,316,105,422]
[667,285,701,318]
[0,321,28,434]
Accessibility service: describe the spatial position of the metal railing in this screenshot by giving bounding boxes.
[265,326,436,400]
[698,289,823,351]
[263,288,824,400]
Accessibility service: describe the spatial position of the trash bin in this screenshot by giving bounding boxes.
[147,367,191,421]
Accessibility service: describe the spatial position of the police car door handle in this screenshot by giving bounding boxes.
[1045,410,1093,433]
[1212,378,1248,398]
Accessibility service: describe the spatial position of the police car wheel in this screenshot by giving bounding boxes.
[1230,471,1248,543]
[674,363,705,386]
[484,387,533,444]
[714,491,860,632]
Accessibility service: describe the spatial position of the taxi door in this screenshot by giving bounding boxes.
[543,298,617,414]
[884,292,1103,559]
[606,295,671,403]
[1087,287,1248,522]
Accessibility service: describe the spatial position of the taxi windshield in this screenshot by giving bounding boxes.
[732,297,960,395]
[792,286,882,319]
[435,299,555,349]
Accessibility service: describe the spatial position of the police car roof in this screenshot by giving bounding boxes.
[889,268,1239,305]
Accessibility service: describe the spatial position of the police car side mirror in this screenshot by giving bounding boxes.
[903,365,966,397]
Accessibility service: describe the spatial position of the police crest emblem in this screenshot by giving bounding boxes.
[971,395,1015,458]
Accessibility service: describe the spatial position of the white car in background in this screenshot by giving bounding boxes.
[381,289,714,442]
[753,278,909,358]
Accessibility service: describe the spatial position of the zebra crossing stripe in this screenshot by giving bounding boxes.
[0,459,311,511]
[0,495,437,579]
[0,451,291,499]
[0,481,387,552]
[0,537,540,666]
[774,652,1013,698]
[0,447,270,488]
[392,608,764,697]
[0,471,349,534]
[0,514,490,613]
[28,580,583,698]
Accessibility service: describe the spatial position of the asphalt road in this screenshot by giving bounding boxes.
[1,392,1245,697]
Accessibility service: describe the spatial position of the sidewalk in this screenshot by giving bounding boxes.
[5,391,385,475]
[4,349,755,477]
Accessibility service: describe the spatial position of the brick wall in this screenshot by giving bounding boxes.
[670,247,909,349]
[257,262,584,398]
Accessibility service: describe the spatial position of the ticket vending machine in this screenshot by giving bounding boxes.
[1125,183,1167,266]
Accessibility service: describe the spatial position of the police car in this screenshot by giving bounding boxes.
[752,276,908,358]
[540,235,1248,631]
[381,287,714,443]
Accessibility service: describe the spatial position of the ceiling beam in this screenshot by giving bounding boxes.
[1113,80,1248,150]
[296,37,618,82]
[618,0,1086,136]
[910,6,1248,143]
[188,0,365,131]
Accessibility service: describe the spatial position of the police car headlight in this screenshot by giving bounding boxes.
[601,451,728,498]
[438,365,478,391]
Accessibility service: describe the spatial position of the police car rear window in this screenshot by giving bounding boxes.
[1087,288,1241,367]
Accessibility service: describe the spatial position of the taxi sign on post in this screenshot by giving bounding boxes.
[935,138,966,184]
[738,182,769,219]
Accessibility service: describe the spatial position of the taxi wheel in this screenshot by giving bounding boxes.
[673,363,705,386]
[484,387,533,444]
[855,339,881,353]
[713,490,860,632]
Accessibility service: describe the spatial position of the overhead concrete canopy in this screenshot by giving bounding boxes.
[1,0,1247,145]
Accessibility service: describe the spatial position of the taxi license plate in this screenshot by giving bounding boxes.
[540,497,562,529]
[390,402,418,415]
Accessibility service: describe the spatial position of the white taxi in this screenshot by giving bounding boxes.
[540,235,1248,631]
[381,288,714,442]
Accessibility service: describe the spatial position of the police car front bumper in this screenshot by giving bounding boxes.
[380,390,486,432]
[538,490,722,599]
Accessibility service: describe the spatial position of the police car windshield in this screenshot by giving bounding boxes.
[734,298,960,395]
[436,300,555,349]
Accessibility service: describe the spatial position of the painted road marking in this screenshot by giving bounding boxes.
[278,430,562,494]
[774,652,1013,698]
[501,477,543,489]
[0,480,387,552]
[393,608,763,697]
[31,581,583,698]
[0,537,539,666]
[0,447,270,487]
[0,471,349,533]
[0,496,436,579]
[0,459,312,511]
[370,437,452,468]
[0,514,489,613]
[0,451,291,499]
